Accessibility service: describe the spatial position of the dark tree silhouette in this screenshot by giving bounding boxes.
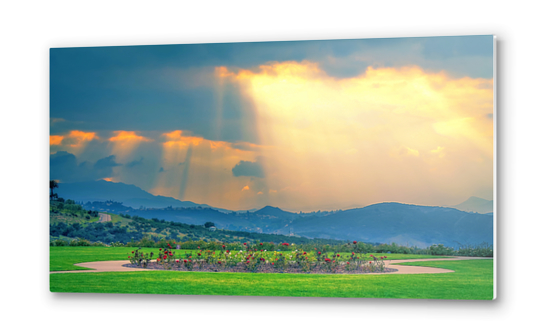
[50,180,59,200]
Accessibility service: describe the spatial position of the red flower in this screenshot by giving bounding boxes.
[260,243,263,246]
[246,261,250,264]
[197,246,200,249]
[243,243,247,245]
[131,251,134,253]
[176,260,179,263]
[159,248,162,251]
[260,258,264,261]
[337,254,340,257]
[157,258,160,262]
[333,260,335,263]
[347,262,350,265]
[352,252,355,255]
[128,256,130,258]
[261,249,263,252]
[303,252,306,255]
[222,245,225,248]
[353,241,357,244]
[189,259,192,262]
[226,250,230,253]
[369,261,372,264]
[218,261,221,264]
[282,243,289,246]
[271,263,274,265]
[380,257,383,259]
[384,256,387,258]
[198,253,201,256]
[314,248,317,250]
[184,260,187,263]
[318,252,321,255]
[163,255,167,259]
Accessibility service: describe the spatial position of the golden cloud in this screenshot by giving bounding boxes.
[50,135,64,146]
[216,61,493,210]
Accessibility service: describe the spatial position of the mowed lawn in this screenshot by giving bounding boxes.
[50,247,493,300]
[50,247,190,271]
[50,247,451,271]
[50,259,493,300]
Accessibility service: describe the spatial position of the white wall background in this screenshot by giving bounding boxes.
[1,0,540,331]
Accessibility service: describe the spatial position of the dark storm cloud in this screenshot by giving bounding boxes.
[232,159,264,178]
[126,157,144,168]
[50,36,493,143]
[50,151,121,182]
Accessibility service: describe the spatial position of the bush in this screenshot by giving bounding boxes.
[427,244,455,256]
[69,238,92,246]
[50,239,69,246]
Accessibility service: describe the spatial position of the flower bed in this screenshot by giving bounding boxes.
[126,242,398,274]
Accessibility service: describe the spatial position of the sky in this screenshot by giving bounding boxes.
[50,35,494,211]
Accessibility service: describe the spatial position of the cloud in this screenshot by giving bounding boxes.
[232,159,265,178]
[108,131,153,162]
[241,185,250,191]
[50,135,64,145]
[94,155,121,171]
[109,131,152,143]
[50,151,121,183]
[126,157,144,168]
[49,130,98,153]
[50,37,492,153]
[220,60,493,210]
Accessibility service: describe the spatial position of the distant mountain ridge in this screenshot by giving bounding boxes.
[254,206,298,219]
[287,202,493,248]
[56,180,230,212]
[82,201,493,249]
[59,181,494,247]
[451,196,493,214]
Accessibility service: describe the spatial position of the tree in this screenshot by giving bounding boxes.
[49,180,59,200]
[204,222,215,228]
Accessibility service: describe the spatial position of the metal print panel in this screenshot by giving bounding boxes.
[49,35,495,300]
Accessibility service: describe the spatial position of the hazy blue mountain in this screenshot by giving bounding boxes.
[82,199,493,248]
[254,206,298,219]
[56,180,230,212]
[288,202,493,248]
[451,196,493,214]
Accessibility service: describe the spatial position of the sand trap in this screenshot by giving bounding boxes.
[50,256,490,275]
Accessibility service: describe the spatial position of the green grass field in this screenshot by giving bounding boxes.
[50,246,451,271]
[50,259,493,300]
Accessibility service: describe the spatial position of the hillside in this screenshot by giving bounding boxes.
[50,200,342,246]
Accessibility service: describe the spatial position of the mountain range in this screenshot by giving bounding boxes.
[56,180,231,212]
[57,180,493,248]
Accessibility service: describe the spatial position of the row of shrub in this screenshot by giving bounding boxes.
[50,238,106,247]
[50,236,493,257]
[130,243,389,273]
